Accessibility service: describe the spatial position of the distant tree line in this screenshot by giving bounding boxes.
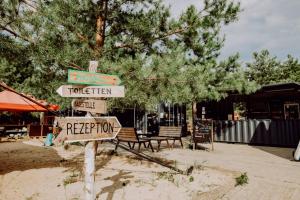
[246,50,300,85]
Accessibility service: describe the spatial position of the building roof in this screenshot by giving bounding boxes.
[260,82,300,92]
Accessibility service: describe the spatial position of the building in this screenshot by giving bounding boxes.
[197,83,300,147]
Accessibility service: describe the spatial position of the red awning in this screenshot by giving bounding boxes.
[0,90,47,112]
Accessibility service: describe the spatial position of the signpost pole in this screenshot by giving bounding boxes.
[85,61,99,200]
[84,141,96,200]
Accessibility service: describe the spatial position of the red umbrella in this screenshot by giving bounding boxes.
[0,90,55,112]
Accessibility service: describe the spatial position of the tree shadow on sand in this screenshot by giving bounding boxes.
[96,170,134,200]
[61,150,115,180]
[0,142,115,176]
[0,142,63,175]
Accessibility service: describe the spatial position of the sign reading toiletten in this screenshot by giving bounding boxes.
[56,85,125,97]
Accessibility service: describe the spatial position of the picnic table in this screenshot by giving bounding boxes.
[0,125,28,137]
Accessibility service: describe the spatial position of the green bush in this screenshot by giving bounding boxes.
[235,172,248,186]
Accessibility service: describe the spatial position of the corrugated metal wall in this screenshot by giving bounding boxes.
[214,119,300,147]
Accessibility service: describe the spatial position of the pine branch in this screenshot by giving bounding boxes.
[68,62,85,70]
[112,1,224,51]
[114,28,185,49]
[76,32,97,51]
[0,25,33,43]
[20,0,37,11]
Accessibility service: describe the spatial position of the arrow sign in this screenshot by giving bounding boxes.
[72,99,107,114]
[54,117,122,143]
[56,85,125,97]
[68,69,121,86]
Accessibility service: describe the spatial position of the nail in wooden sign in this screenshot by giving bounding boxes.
[56,85,125,97]
[68,69,121,86]
[54,117,122,143]
[72,99,107,114]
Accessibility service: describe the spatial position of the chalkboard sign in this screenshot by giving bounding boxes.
[192,119,214,151]
[193,119,213,136]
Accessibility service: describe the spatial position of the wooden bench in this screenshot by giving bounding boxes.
[115,128,154,152]
[148,126,183,151]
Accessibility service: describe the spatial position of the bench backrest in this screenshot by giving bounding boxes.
[159,126,182,137]
[117,127,138,141]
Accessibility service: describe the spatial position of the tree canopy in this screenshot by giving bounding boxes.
[0,0,255,110]
[246,50,300,85]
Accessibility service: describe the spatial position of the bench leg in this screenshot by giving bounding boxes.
[172,139,176,148]
[166,140,170,149]
[157,141,161,151]
[179,138,183,148]
[127,142,131,149]
[132,142,135,149]
[148,141,154,152]
[143,142,147,148]
[115,140,120,151]
[138,143,142,151]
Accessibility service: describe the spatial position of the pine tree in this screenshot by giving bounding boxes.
[0,0,255,110]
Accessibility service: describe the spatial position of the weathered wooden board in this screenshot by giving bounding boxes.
[72,99,107,113]
[56,85,125,97]
[54,117,121,143]
[68,69,121,86]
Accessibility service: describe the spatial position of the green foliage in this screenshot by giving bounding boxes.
[0,0,255,110]
[157,171,175,183]
[246,50,300,85]
[63,173,79,186]
[235,172,248,186]
[189,176,194,182]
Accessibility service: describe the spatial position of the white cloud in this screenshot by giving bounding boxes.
[164,0,300,61]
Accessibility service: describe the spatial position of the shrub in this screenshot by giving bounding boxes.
[235,173,248,186]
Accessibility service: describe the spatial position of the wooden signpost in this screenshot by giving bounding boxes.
[68,69,121,86]
[55,117,121,143]
[72,99,107,114]
[56,61,124,200]
[56,85,125,98]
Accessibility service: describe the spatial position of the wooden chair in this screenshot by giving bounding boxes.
[148,126,183,151]
[115,128,154,152]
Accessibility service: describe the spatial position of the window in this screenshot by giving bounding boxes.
[284,103,299,119]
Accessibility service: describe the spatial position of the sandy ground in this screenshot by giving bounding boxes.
[0,138,299,200]
[158,142,300,200]
[0,139,235,200]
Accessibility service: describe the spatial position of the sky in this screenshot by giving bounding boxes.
[164,0,300,62]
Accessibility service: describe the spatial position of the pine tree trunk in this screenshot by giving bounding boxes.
[192,102,197,135]
[192,101,197,122]
[96,16,104,48]
[95,0,108,51]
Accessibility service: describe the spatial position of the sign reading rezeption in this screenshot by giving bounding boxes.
[55,117,121,142]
